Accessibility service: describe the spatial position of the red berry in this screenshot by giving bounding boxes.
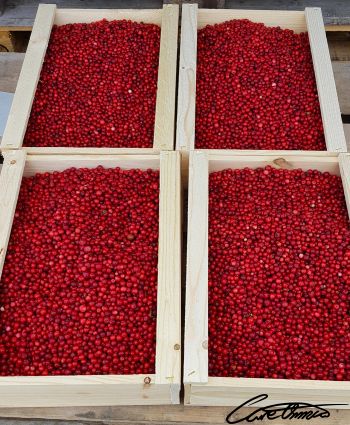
[24,20,160,148]
[196,20,325,150]
[209,166,350,380]
[0,166,159,376]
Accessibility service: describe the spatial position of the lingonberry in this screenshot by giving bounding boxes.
[24,20,160,148]
[0,166,159,376]
[196,20,325,150]
[209,166,350,380]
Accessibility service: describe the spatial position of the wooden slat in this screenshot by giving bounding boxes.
[306,7,347,152]
[21,147,159,155]
[184,151,208,385]
[0,150,26,279]
[155,152,181,404]
[0,4,56,150]
[1,403,350,424]
[176,4,197,152]
[54,9,162,25]
[197,9,307,32]
[0,374,176,407]
[189,376,350,407]
[21,154,160,177]
[153,4,179,150]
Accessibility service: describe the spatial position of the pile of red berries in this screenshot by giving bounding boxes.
[0,166,159,376]
[196,20,325,150]
[24,20,160,148]
[209,166,350,380]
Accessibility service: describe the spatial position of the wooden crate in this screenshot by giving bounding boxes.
[0,4,179,154]
[184,150,350,407]
[176,4,347,172]
[0,150,181,407]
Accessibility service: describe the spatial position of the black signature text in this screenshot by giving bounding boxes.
[226,394,347,423]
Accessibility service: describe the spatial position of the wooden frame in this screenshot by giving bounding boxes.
[0,4,179,154]
[0,150,181,407]
[176,5,347,162]
[184,150,350,407]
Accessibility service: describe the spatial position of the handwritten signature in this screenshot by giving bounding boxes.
[226,394,347,423]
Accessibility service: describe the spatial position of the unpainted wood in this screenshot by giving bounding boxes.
[153,4,179,150]
[155,152,181,403]
[22,155,160,177]
[1,403,350,424]
[0,4,56,150]
[54,9,162,25]
[185,152,350,407]
[177,8,347,156]
[305,8,347,152]
[176,3,197,152]
[184,151,208,385]
[208,152,340,175]
[197,9,307,32]
[22,147,160,155]
[188,376,350,407]
[1,6,178,153]
[0,150,26,279]
[0,153,181,406]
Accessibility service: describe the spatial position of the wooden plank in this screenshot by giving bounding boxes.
[155,152,181,404]
[0,53,24,93]
[0,375,176,407]
[153,4,179,150]
[0,150,26,278]
[1,403,350,424]
[207,152,340,174]
[176,4,197,152]
[189,376,350,407]
[306,7,347,152]
[197,9,307,32]
[333,61,350,115]
[21,147,160,155]
[184,151,208,385]
[22,154,160,177]
[0,4,55,150]
[54,9,162,25]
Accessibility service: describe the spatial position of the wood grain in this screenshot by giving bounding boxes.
[0,150,26,278]
[176,3,197,151]
[305,7,347,152]
[184,151,208,386]
[155,151,181,403]
[153,4,179,150]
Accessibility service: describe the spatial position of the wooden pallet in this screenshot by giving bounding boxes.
[176,4,347,171]
[0,150,181,407]
[184,150,350,407]
[0,4,179,154]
